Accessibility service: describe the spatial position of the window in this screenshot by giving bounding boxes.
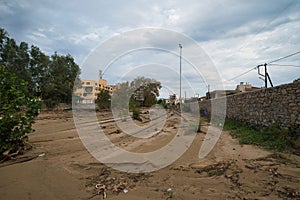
[86,82,90,85]
[85,87,93,93]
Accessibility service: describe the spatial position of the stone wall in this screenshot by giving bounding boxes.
[198,80,300,131]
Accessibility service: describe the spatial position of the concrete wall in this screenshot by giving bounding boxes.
[198,80,300,131]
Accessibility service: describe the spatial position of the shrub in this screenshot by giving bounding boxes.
[96,90,111,110]
[0,66,41,154]
[132,108,141,121]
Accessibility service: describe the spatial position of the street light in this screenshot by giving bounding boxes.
[179,44,182,102]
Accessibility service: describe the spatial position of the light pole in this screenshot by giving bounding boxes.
[179,44,182,102]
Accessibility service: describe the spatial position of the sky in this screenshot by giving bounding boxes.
[1,0,300,98]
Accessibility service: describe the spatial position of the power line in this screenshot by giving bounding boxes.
[269,63,300,68]
[268,50,300,64]
[227,66,257,81]
[226,50,300,81]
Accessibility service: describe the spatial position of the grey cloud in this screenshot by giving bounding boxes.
[1,0,300,97]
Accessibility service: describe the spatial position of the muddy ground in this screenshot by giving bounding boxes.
[0,110,299,200]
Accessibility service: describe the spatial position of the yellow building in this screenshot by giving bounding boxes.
[98,79,115,93]
[74,80,98,104]
[74,74,115,104]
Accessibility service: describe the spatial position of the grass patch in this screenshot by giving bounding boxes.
[224,120,292,152]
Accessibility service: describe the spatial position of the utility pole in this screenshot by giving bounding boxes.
[179,44,182,102]
[264,63,267,88]
[257,63,273,88]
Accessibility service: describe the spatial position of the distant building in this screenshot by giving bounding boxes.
[98,78,116,93]
[74,80,98,104]
[206,90,237,99]
[199,96,207,101]
[236,82,261,92]
[206,82,261,99]
[97,70,116,94]
[74,71,116,104]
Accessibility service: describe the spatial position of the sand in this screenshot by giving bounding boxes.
[0,110,299,200]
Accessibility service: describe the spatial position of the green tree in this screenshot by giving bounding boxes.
[96,90,111,109]
[130,76,161,107]
[29,45,50,97]
[43,53,80,108]
[0,28,33,93]
[0,27,81,109]
[1,37,33,90]
[0,28,8,59]
[0,66,41,154]
[111,77,161,113]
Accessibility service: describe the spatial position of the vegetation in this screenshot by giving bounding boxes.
[293,77,300,82]
[111,77,161,121]
[223,120,293,152]
[96,90,111,109]
[112,76,161,111]
[129,76,161,107]
[0,66,41,155]
[157,99,168,109]
[132,108,141,121]
[0,27,80,156]
[0,27,80,109]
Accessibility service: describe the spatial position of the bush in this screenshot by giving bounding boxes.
[0,66,41,154]
[132,108,141,121]
[96,90,111,110]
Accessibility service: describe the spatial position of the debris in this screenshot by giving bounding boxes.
[87,169,151,197]
[0,152,46,168]
[95,184,107,199]
[277,186,300,199]
[195,160,234,177]
[103,189,107,199]
[166,188,173,198]
[38,153,46,157]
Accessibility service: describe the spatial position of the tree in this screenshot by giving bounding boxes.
[1,28,34,93]
[96,90,111,109]
[130,76,161,107]
[0,66,41,155]
[1,37,33,90]
[42,53,80,108]
[0,28,8,60]
[29,45,50,97]
[112,77,161,111]
[0,27,81,109]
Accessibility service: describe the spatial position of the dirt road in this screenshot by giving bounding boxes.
[0,111,299,199]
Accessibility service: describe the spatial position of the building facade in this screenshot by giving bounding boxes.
[206,82,261,99]
[74,78,116,104]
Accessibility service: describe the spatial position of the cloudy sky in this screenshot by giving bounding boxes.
[1,0,300,98]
